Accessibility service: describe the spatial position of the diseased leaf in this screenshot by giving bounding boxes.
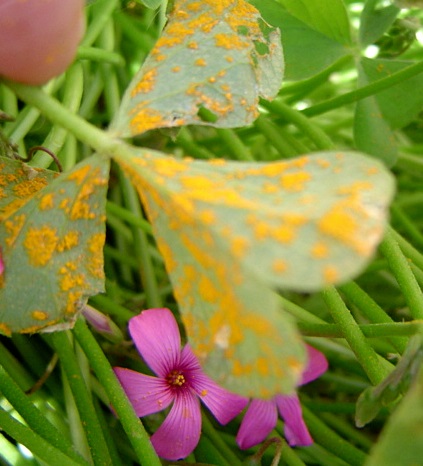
[252,0,350,81]
[0,156,58,219]
[114,146,394,396]
[0,154,109,336]
[111,0,283,137]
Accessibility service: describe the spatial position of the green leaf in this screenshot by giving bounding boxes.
[135,0,162,9]
[359,0,400,46]
[276,0,352,45]
[354,61,398,167]
[366,339,423,466]
[360,57,423,129]
[111,0,283,137]
[356,335,423,427]
[114,146,394,396]
[251,0,350,80]
[0,155,109,336]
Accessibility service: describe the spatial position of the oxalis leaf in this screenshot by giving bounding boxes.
[0,154,109,336]
[110,0,283,137]
[114,147,395,396]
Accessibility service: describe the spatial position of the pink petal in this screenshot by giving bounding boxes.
[236,399,278,450]
[128,308,182,377]
[0,246,4,275]
[180,345,248,424]
[151,390,201,460]
[113,367,173,417]
[300,345,328,386]
[275,394,313,446]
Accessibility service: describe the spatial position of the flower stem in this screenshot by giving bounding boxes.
[0,407,86,466]
[72,318,162,466]
[321,286,391,385]
[0,365,87,465]
[379,229,423,320]
[48,331,114,466]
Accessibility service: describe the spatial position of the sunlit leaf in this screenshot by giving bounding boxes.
[114,146,394,396]
[252,0,350,81]
[276,0,352,45]
[354,62,398,167]
[111,0,283,137]
[366,336,423,466]
[0,154,109,336]
[360,57,423,129]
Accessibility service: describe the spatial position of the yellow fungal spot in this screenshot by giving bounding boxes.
[5,214,26,247]
[68,165,91,185]
[130,68,158,97]
[208,76,216,83]
[214,33,249,49]
[57,231,79,252]
[318,208,358,249]
[0,323,12,337]
[323,265,339,283]
[87,233,105,278]
[31,311,49,321]
[13,177,48,198]
[280,171,312,192]
[23,226,58,266]
[59,262,85,291]
[172,66,181,72]
[39,193,54,210]
[195,58,207,66]
[272,259,288,273]
[225,55,234,62]
[311,242,329,259]
[130,107,167,135]
[188,40,198,49]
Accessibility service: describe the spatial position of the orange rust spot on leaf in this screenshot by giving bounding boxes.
[0,323,12,337]
[311,242,329,259]
[215,32,249,49]
[280,171,312,192]
[323,265,339,283]
[87,233,105,279]
[23,226,58,266]
[39,193,55,210]
[272,259,288,273]
[57,231,79,252]
[195,58,207,66]
[130,68,158,97]
[4,214,26,247]
[31,310,49,321]
[13,177,49,198]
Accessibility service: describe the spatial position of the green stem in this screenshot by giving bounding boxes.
[390,226,423,273]
[72,318,162,466]
[254,115,298,158]
[302,406,367,466]
[261,100,335,150]
[321,287,390,385]
[82,0,120,47]
[106,201,153,235]
[391,204,423,251]
[297,321,423,339]
[379,229,423,320]
[49,332,114,466]
[216,128,254,161]
[0,407,85,466]
[302,59,423,117]
[201,413,242,465]
[77,47,124,66]
[338,281,408,353]
[89,294,134,321]
[0,365,87,465]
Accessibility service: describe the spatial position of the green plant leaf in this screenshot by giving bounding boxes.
[111,0,283,137]
[276,0,352,45]
[251,0,350,80]
[114,146,394,396]
[354,61,398,167]
[360,57,423,129]
[356,335,423,427]
[135,0,162,9]
[366,338,423,466]
[359,0,400,47]
[0,154,109,336]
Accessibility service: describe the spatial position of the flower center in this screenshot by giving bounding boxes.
[166,370,186,387]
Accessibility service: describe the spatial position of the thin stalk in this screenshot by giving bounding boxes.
[321,287,390,385]
[297,321,423,339]
[89,294,134,321]
[82,0,120,47]
[302,59,423,117]
[391,204,423,251]
[72,319,162,466]
[254,115,298,158]
[261,100,335,150]
[0,365,87,465]
[0,408,86,466]
[302,406,367,466]
[77,47,125,66]
[49,332,114,466]
[338,281,408,353]
[390,226,423,272]
[216,128,254,161]
[379,229,423,319]
[106,201,153,235]
[119,173,162,307]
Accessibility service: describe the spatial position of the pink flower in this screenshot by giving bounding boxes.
[113,308,248,461]
[236,345,328,449]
